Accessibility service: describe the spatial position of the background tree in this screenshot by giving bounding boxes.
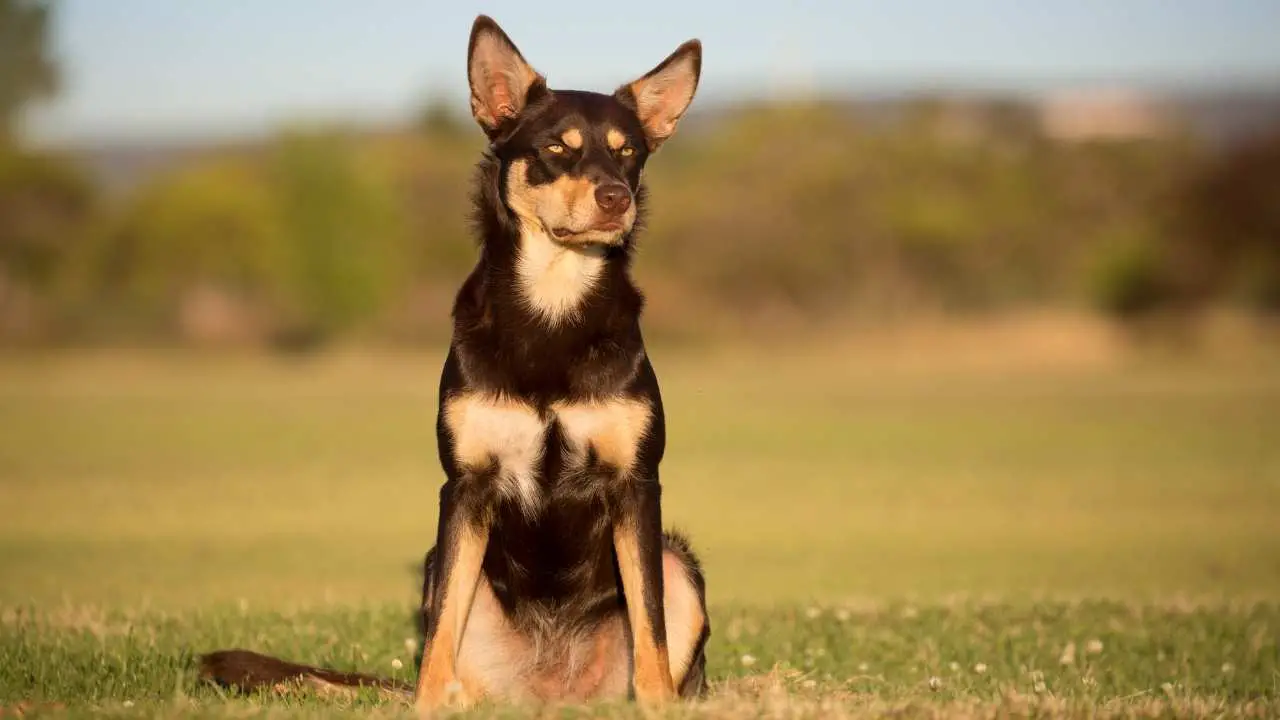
[0,0,58,139]
[0,0,91,343]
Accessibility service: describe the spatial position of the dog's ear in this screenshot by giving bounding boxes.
[615,39,701,151]
[467,15,544,136]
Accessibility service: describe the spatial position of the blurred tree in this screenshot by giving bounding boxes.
[268,129,409,343]
[0,1,94,341]
[1085,223,1168,320]
[69,162,281,342]
[1172,130,1280,314]
[0,0,58,138]
[0,144,92,288]
[0,144,93,340]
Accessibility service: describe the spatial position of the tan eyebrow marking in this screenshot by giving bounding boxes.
[606,128,627,150]
[561,128,584,149]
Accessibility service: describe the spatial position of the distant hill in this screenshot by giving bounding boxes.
[64,86,1280,200]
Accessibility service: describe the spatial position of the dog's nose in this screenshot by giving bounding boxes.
[594,183,631,215]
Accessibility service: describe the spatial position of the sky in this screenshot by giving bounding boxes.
[24,0,1280,146]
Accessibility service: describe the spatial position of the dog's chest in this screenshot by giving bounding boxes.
[443,394,653,514]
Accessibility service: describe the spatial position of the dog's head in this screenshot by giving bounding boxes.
[468,15,701,247]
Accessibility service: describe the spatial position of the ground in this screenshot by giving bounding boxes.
[1,332,1278,717]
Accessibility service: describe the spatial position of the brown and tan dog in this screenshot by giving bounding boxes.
[201,14,708,714]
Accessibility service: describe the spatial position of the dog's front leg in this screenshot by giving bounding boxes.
[614,477,677,705]
[415,479,489,714]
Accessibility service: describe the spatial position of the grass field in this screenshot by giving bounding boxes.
[2,334,1279,717]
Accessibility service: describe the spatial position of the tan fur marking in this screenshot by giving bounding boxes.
[506,158,636,246]
[561,127,584,149]
[661,551,706,687]
[553,398,652,472]
[415,525,489,712]
[554,174,596,209]
[506,159,594,224]
[614,522,676,704]
[443,393,545,514]
[606,128,627,150]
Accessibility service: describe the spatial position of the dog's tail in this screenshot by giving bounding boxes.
[199,649,412,700]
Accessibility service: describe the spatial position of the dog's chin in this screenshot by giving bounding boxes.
[549,225,628,248]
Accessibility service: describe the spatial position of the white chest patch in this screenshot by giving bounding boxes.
[515,227,605,326]
[442,395,657,516]
[553,398,654,475]
[443,394,546,515]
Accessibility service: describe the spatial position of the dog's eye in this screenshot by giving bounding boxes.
[545,144,565,154]
[619,146,635,158]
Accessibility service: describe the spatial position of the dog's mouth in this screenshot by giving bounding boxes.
[550,223,625,243]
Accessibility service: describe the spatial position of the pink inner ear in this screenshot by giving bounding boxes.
[470,33,538,127]
[632,60,696,142]
[639,89,683,138]
[490,85,514,118]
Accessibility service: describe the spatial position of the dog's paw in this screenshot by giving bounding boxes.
[632,667,677,707]
[414,679,476,717]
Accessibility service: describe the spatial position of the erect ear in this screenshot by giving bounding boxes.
[467,15,545,135]
[615,39,701,151]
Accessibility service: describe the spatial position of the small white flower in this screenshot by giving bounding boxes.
[928,676,942,691]
[835,608,851,622]
[122,701,134,708]
[404,638,417,653]
[1161,682,1175,694]
[858,662,869,672]
[1222,662,1234,674]
[1033,679,1047,693]
[741,653,757,667]
[801,679,817,689]
[1086,639,1103,655]
[391,658,403,670]
[949,661,960,672]
[805,606,822,619]
[974,663,988,674]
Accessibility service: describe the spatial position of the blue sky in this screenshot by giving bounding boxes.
[25,0,1280,145]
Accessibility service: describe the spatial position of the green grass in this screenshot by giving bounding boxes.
[2,601,1277,718]
[1,343,1279,716]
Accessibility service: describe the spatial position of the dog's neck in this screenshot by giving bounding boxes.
[514,223,608,326]
[462,154,644,345]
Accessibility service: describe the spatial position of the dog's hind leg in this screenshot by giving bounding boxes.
[414,479,492,713]
[417,544,538,705]
[660,531,710,698]
[604,531,709,699]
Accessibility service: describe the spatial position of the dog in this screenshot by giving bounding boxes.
[199,14,708,714]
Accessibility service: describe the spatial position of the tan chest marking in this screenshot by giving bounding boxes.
[553,399,653,475]
[443,394,546,514]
